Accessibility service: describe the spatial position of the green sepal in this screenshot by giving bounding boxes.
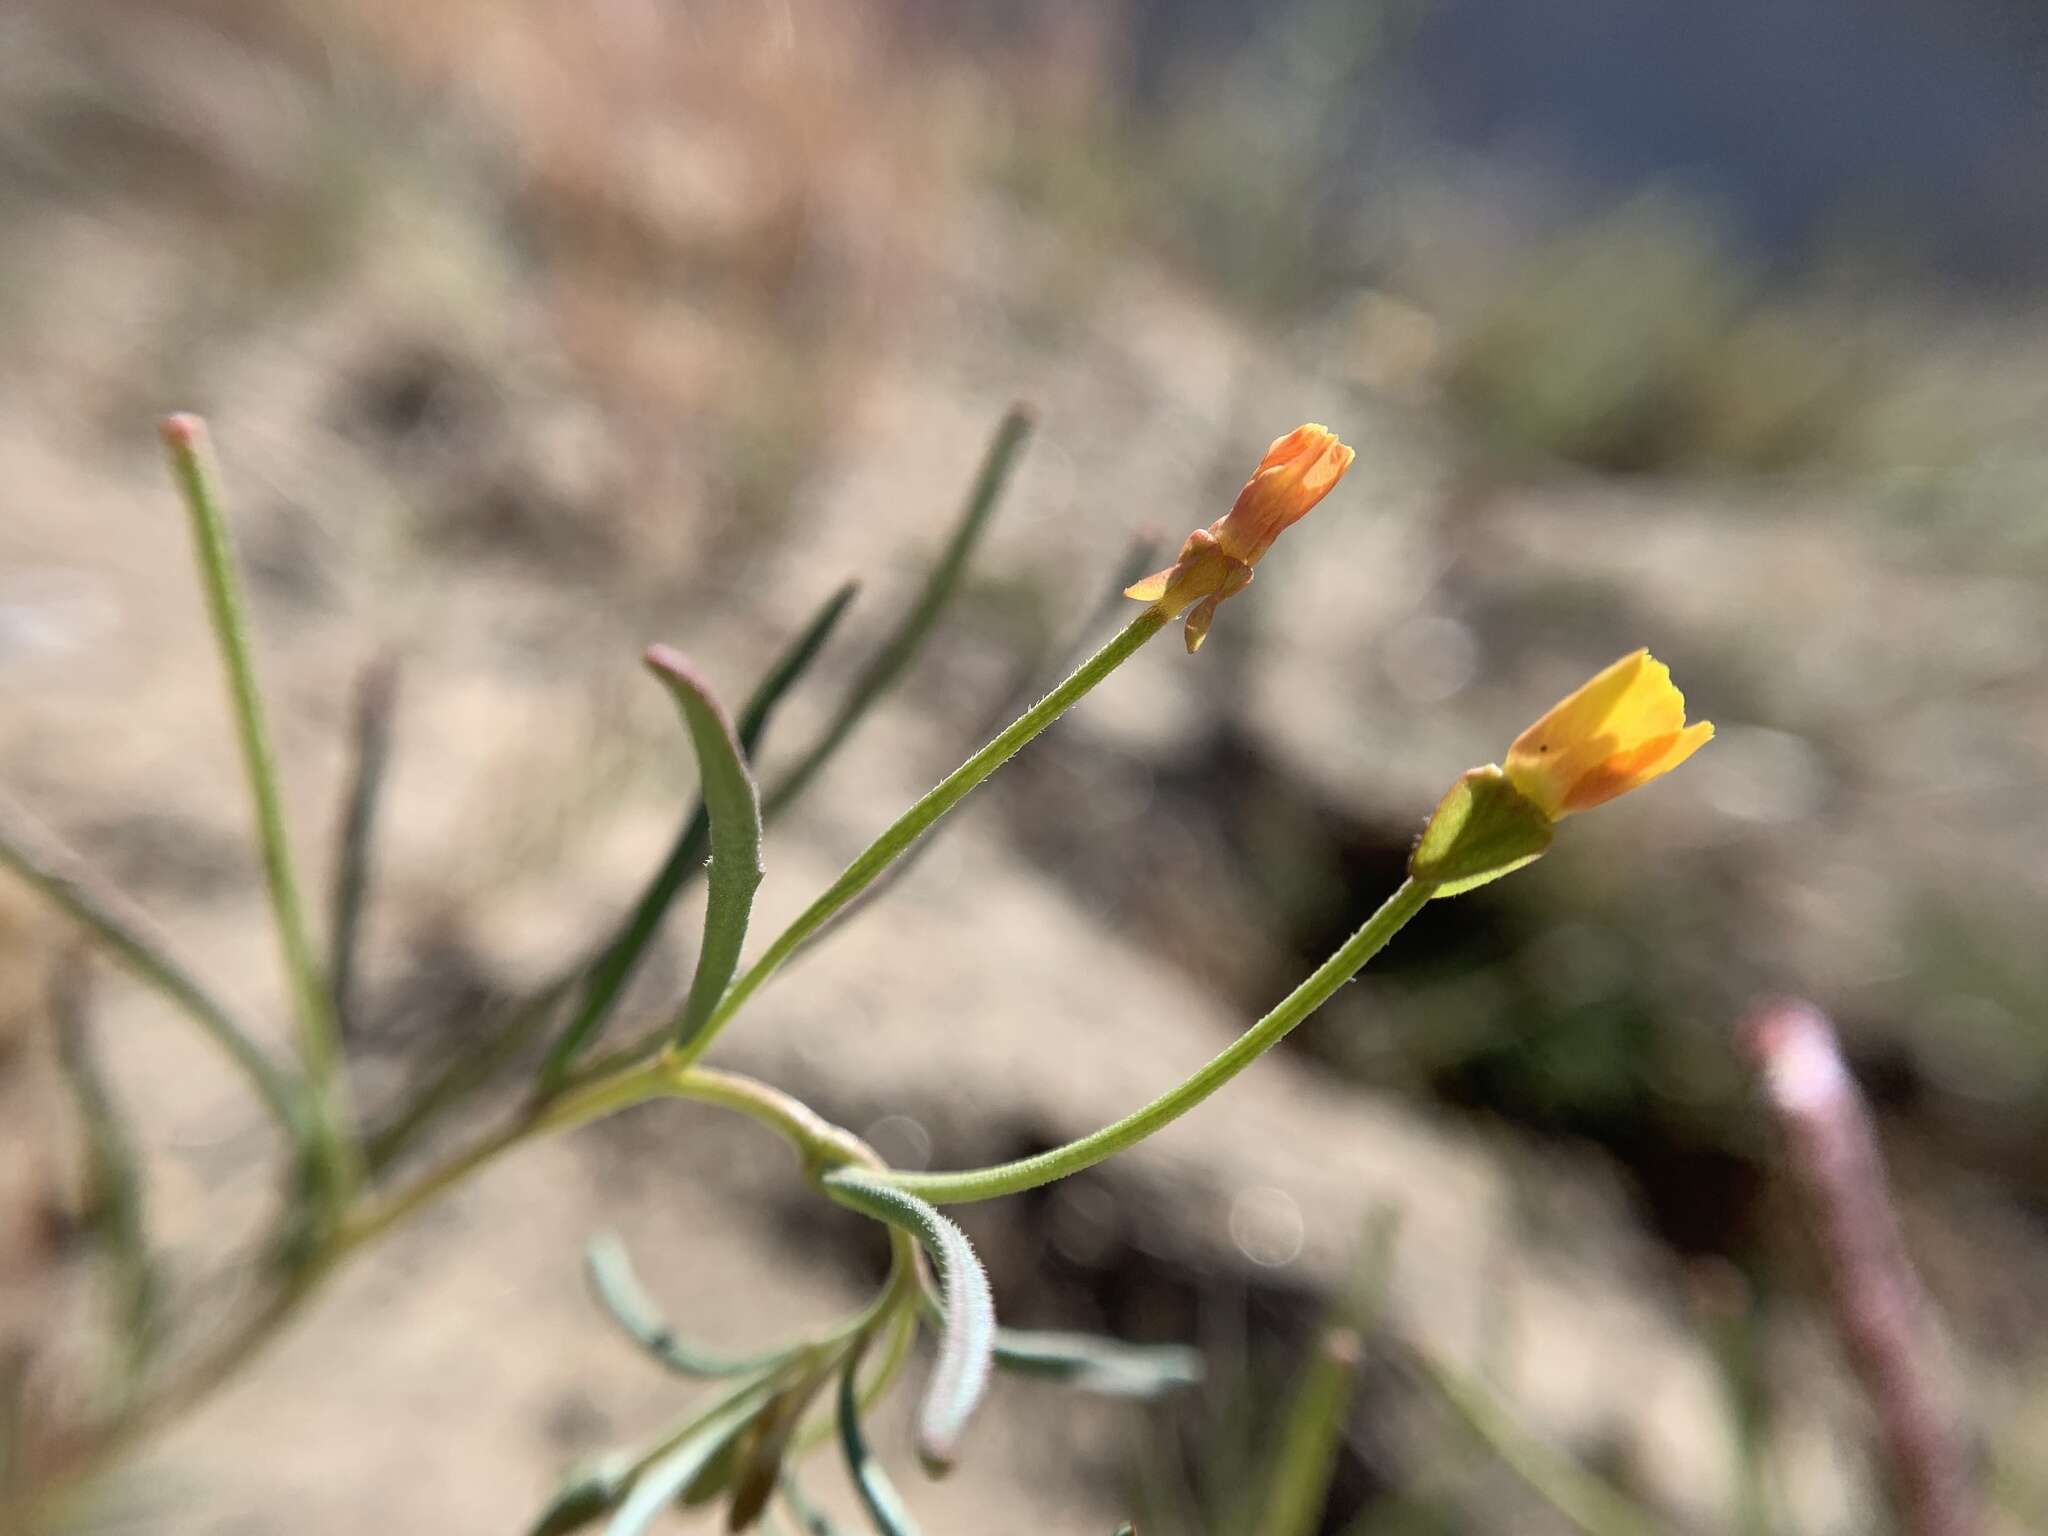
[1408,766,1552,897]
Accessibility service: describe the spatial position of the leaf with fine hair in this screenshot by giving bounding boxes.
[991,1327,1202,1399]
[821,1169,995,1474]
[540,582,858,1087]
[584,1233,794,1378]
[837,1350,922,1536]
[762,405,1034,822]
[641,649,764,1052]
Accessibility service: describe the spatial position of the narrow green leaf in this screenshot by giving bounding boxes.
[525,1455,634,1536]
[778,1471,847,1536]
[606,1391,774,1536]
[762,405,1034,822]
[0,791,301,1136]
[991,1327,1202,1399]
[585,1233,793,1379]
[680,1431,744,1509]
[727,1349,841,1528]
[822,1169,995,1474]
[1257,1328,1365,1536]
[49,955,157,1381]
[1416,1348,1661,1536]
[541,582,858,1087]
[1258,1210,1402,1536]
[329,655,400,1037]
[836,1351,923,1536]
[364,979,573,1173]
[160,415,356,1198]
[641,649,764,1052]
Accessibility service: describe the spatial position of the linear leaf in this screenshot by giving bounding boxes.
[1258,1210,1400,1536]
[762,405,1033,822]
[0,791,301,1135]
[822,1169,995,1474]
[727,1349,840,1528]
[837,1351,922,1536]
[160,415,355,1197]
[778,1471,847,1536]
[525,1455,634,1536]
[991,1327,1202,1399]
[641,649,764,1051]
[540,582,857,1087]
[329,655,400,1037]
[364,979,572,1173]
[1257,1328,1365,1536]
[585,1233,792,1378]
[605,1389,774,1536]
[50,955,158,1380]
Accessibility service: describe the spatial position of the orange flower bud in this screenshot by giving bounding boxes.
[1503,650,1714,819]
[1126,424,1354,652]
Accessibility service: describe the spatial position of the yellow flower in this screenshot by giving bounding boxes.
[1126,424,1355,652]
[1408,650,1712,897]
[1503,649,1714,819]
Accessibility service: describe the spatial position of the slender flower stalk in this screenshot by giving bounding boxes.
[673,606,1169,1069]
[160,415,358,1199]
[876,877,1435,1204]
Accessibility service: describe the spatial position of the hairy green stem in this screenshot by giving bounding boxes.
[161,416,357,1197]
[678,606,1168,1069]
[876,877,1435,1204]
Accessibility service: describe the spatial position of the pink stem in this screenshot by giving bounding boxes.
[1739,999,1977,1536]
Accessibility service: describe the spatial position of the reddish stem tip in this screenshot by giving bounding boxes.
[158,413,208,450]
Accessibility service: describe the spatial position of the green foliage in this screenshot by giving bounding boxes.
[837,1350,922,1536]
[584,1234,793,1380]
[0,411,1720,1536]
[640,649,765,1052]
[821,1170,997,1476]
[540,581,858,1087]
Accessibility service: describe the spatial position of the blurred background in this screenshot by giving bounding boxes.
[4,0,2048,1530]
